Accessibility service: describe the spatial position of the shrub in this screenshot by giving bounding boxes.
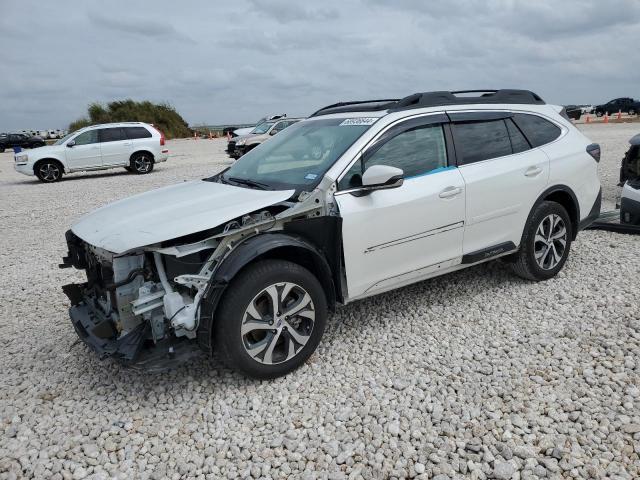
[69,100,191,139]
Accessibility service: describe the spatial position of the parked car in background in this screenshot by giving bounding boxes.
[0,133,46,152]
[594,98,640,117]
[580,105,594,114]
[563,105,582,121]
[232,114,287,137]
[13,122,169,183]
[227,118,303,159]
[620,133,640,226]
[60,89,601,378]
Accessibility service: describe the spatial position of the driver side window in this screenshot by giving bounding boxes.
[73,130,98,145]
[338,124,447,190]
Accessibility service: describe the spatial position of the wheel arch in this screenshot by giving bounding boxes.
[196,232,337,354]
[33,157,66,174]
[534,185,580,240]
[129,149,155,162]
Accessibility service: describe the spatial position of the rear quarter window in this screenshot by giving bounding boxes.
[512,113,561,147]
[124,127,152,139]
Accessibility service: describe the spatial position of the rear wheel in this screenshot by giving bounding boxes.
[130,152,154,174]
[212,260,327,379]
[34,160,63,183]
[511,201,572,281]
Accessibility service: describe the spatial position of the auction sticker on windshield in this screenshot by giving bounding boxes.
[339,118,378,126]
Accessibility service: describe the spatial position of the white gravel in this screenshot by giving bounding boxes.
[1,128,639,480]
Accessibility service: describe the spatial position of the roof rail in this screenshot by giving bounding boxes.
[310,89,545,117]
[310,99,399,117]
[389,89,545,111]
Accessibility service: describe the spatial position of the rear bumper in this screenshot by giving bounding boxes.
[578,187,602,232]
[156,150,169,163]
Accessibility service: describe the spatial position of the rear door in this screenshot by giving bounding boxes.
[449,112,550,256]
[98,127,130,166]
[65,129,101,169]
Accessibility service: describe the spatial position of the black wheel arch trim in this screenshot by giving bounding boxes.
[130,150,155,161]
[196,230,338,354]
[532,184,582,240]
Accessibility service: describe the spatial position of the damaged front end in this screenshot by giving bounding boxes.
[60,188,334,368]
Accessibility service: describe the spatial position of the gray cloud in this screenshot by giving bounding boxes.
[0,0,639,131]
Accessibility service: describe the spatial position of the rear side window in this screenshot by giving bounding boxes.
[99,128,126,143]
[506,119,530,153]
[124,126,152,139]
[512,114,561,147]
[453,120,512,165]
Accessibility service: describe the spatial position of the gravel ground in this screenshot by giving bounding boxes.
[1,126,639,480]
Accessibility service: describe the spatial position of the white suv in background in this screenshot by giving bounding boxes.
[14,122,169,183]
[61,90,601,378]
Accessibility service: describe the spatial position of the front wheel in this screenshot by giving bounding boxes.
[511,201,572,281]
[130,153,154,174]
[211,260,328,379]
[35,160,63,183]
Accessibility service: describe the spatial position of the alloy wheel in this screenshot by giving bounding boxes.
[39,163,61,181]
[134,155,152,173]
[534,214,567,270]
[241,282,315,365]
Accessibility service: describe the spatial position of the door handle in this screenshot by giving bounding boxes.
[525,166,543,177]
[439,186,463,198]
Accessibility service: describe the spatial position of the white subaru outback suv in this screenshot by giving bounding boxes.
[14,122,169,183]
[60,90,601,378]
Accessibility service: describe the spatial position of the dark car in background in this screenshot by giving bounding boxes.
[0,133,46,152]
[563,105,582,121]
[594,97,640,117]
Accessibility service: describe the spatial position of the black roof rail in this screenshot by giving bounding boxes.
[310,89,545,117]
[389,89,545,111]
[310,99,399,117]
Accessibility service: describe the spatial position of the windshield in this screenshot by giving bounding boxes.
[251,121,275,134]
[54,131,75,145]
[216,117,375,191]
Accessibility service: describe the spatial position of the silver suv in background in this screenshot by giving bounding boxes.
[227,118,303,159]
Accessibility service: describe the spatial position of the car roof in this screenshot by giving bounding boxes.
[310,89,545,118]
[83,122,149,130]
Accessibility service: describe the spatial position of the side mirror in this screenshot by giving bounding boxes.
[67,140,75,148]
[269,129,278,136]
[352,165,404,196]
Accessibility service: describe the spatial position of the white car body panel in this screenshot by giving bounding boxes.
[458,146,550,254]
[233,127,254,136]
[71,181,295,254]
[337,167,466,299]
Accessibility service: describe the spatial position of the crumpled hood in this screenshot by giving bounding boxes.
[71,180,295,254]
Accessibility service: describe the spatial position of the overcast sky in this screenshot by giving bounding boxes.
[1,0,639,131]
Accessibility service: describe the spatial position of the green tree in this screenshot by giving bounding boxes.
[69,100,192,139]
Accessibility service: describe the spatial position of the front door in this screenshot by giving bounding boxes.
[65,129,101,170]
[336,116,466,299]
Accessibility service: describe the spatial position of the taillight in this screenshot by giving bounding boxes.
[159,130,165,146]
[151,124,165,145]
[586,143,600,162]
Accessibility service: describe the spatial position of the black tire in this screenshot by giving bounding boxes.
[511,201,572,281]
[34,160,63,183]
[130,152,154,174]
[211,260,328,379]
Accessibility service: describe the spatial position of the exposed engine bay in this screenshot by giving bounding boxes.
[60,186,339,367]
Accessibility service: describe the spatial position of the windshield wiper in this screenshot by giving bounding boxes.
[227,176,271,190]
